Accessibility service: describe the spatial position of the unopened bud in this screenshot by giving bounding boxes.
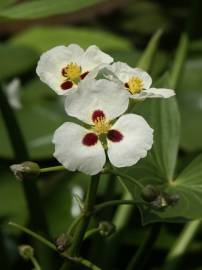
[18,245,34,260]
[55,233,72,252]
[150,192,180,209]
[10,161,40,181]
[99,221,116,237]
[141,185,160,202]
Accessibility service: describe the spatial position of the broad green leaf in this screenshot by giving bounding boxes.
[0,44,37,80]
[177,58,202,151]
[10,26,133,54]
[120,95,181,224]
[122,153,202,224]
[0,0,103,19]
[10,26,140,66]
[133,97,180,181]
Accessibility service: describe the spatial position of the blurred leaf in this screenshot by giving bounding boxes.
[0,0,15,9]
[45,173,89,237]
[122,1,169,35]
[0,0,103,19]
[177,58,202,151]
[10,26,133,54]
[0,44,37,80]
[0,79,69,159]
[137,29,163,71]
[0,169,27,227]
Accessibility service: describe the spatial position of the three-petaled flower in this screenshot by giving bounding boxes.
[106,62,175,100]
[36,44,113,95]
[53,79,153,175]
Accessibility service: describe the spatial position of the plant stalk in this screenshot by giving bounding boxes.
[126,224,161,270]
[164,221,201,270]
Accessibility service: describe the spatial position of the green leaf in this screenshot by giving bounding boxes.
[0,0,103,19]
[0,79,69,159]
[122,152,202,224]
[10,26,133,54]
[137,29,163,71]
[0,44,37,80]
[177,57,202,151]
[133,97,180,181]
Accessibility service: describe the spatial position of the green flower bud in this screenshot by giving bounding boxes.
[10,161,40,181]
[141,185,160,202]
[18,245,34,260]
[99,221,116,237]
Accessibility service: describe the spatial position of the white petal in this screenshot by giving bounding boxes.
[53,122,106,175]
[144,88,175,98]
[129,88,175,100]
[131,68,152,89]
[81,45,113,71]
[65,79,129,124]
[108,62,152,89]
[36,44,84,95]
[108,61,133,83]
[107,114,153,167]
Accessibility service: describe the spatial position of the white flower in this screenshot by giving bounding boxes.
[53,79,153,175]
[4,78,22,110]
[36,44,113,95]
[106,62,175,100]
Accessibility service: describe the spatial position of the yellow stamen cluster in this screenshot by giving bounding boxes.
[93,117,111,135]
[62,62,81,82]
[127,76,143,94]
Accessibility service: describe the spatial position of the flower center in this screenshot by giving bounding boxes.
[126,76,143,94]
[62,62,81,83]
[93,117,111,135]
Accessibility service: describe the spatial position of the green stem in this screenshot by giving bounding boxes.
[30,256,42,270]
[113,190,133,231]
[93,199,147,215]
[9,222,101,270]
[67,214,83,236]
[68,174,100,257]
[0,87,48,234]
[164,221,200,270]
[84,228,100,240]
[104,168,144,189]
[126,224,161,270]
[68,256,102,270]
[40,165,66,173]
[9,222,56,251]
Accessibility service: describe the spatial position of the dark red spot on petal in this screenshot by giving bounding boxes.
[92,110,105,122]
[61,68,67,77]
[80,71,89,80]
[82,133,98,146]
[60,80,73,90]
[124,82,129,88]
[107,129,123,142]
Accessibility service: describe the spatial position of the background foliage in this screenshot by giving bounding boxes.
[0,1,202,270]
